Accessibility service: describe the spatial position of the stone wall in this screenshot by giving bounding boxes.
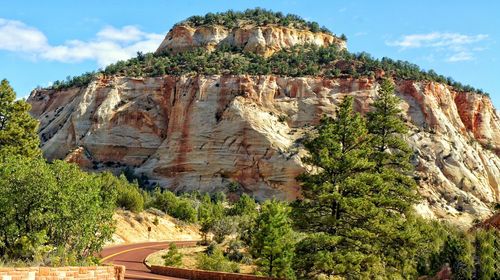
[0,265,125,280]
[151,265,279,280]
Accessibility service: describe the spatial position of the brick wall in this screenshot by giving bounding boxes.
[0,265,125,280]
[151,265,281,280]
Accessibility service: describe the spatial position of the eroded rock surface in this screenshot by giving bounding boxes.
[28,75,500,226]
[156,25,346,56]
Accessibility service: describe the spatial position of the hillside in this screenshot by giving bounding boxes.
[111,209,200,245]
[27,10,500,227]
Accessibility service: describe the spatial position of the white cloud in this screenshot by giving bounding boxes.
[387,32,488,62]
[0,19,49,52]
[0,18,165,67]
[97,25,145,42]
[447,51,474,62]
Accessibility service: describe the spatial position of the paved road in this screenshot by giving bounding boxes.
[100,241,198,280]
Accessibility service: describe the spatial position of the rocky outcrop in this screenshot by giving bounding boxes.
[156,25,346,56]
[28,75,500,226]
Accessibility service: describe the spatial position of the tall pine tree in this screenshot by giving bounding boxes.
[251,200,296,279]
[294,88,423,278]
[0,79,40,158]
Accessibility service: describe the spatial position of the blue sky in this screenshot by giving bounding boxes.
[1,0,499,108]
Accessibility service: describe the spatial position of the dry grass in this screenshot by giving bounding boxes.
[109,209,201,245]
[145,244,257,274]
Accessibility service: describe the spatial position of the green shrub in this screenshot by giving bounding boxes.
[176,8,333,35]
[196,246,239,273]
[150,189,197,223]
[225,239,244,262]
[0,156,116,265]
[211,216,236,244]
[162,243,183,267]
[115,175,144,212]
[49,44,488,97]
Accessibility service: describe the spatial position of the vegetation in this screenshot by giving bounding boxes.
[48,45,489,97]
[149,188,198,223]
[196,245,240,273]
[114,174,144,212]
[0,79,41,158]
[162,243,183,267]
[291,79,438,278]
[176,8,332,34]
[250,200,296,279]
[0,156,117,265]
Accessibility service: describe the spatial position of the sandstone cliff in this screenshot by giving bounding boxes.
[156,24,346,56]
[28,75,500,226]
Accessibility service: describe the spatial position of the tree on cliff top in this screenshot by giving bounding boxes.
[0,79,41,158]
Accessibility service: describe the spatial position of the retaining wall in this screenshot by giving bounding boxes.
[151,265,280,280]
[0,265,125,280]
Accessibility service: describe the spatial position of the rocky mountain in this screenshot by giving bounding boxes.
[28,12,500,227]
[156,24,346,57]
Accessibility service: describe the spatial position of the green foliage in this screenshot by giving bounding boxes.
[292,93,424,278]
[176,8,332,34]
[228,194,258,216]
[251,200,296,279]
[367,78,413,172]
[196,245,240,273]
[162,243,183,267]
[225,239,244,262]
[226,181,241,193]
[47,44,488,97]
[0,156,116,265]
[0,79,41,158]
[150,188,197,223]
[474,229,497,280]
[196,193,225,242]
[440,232,474,280]
[49,72,97,91]
[114,174,144,212]
[211,216,236,244]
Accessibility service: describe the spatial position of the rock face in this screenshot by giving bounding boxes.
[156,25,346,56]
[28,75,500,226]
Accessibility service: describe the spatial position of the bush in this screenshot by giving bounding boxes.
[211,216,236,244]
[49,43,489,97]
[150,189,197,223]
[0,156,116,265]
[225,239,244,262]
[162,243,183,267]
[177,8,333,34]
[114,175,144,212]
[196,246,240,273]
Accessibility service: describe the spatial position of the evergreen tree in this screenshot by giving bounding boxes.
[228,193,258,216]
[439,233,474,280]
[293,96,372,234]
[0,79,41,158]
[474,229,497,280]
[367,78,412,172]
[251,200,296,279]
[293,95,423,278]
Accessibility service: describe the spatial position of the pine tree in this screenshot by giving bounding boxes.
[251,200,296,279]
[293,95,424,278]
[367,78,413,172]
[0,79,41,158]
[474,229,497,280]
[440,233,474,280]
[293,96,372,234]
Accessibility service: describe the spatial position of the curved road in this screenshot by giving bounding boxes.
[100,241,198,280]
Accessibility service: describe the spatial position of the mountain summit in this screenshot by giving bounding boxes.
[28,9,500,227]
